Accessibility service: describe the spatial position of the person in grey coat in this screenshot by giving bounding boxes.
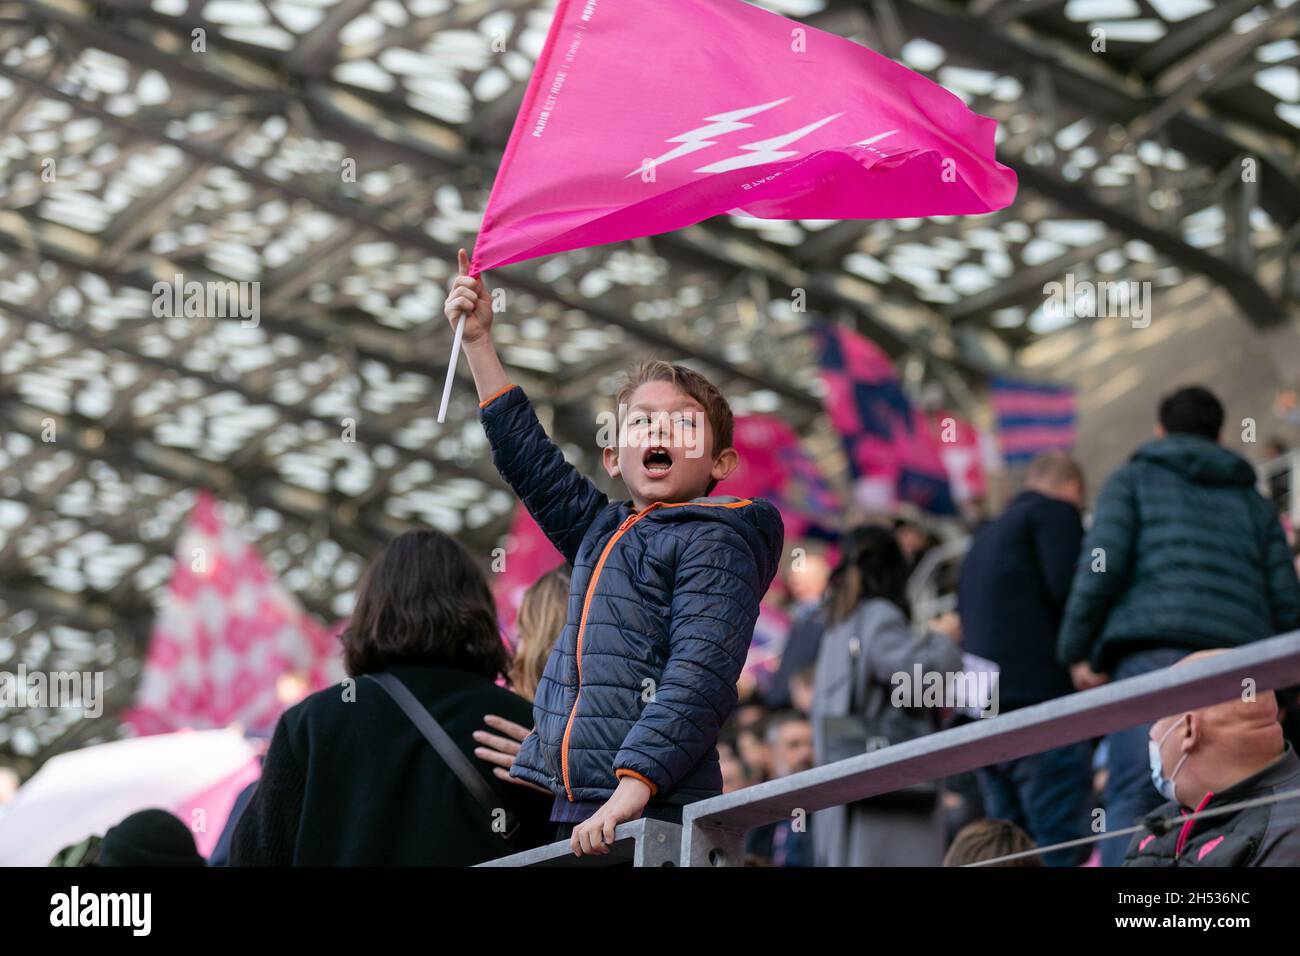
[811,525,964,866]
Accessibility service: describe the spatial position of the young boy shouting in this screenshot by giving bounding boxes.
[445,250,783,856]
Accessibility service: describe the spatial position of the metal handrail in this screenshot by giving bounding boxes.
[481,630,1300,866]
[679,629,1300,866]
[475,815,681,867]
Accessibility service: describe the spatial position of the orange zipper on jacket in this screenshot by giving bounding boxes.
[558,497,754,801]
[561,502,662,800]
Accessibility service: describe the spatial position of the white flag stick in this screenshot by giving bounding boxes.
[437,310,466,424]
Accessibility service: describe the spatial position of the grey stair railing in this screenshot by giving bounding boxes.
[680,629,1300,866]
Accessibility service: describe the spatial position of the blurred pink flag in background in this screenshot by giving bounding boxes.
[492,505,565,646]
[716,413,839,540]
[124,492,344,736]
[926,409,988,504]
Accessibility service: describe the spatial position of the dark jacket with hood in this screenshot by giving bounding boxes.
[1124,744,1300,866]
[480,384,783,810]
[1058,435,1300,672]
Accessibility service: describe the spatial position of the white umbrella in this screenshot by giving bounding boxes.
[0,728,256,866]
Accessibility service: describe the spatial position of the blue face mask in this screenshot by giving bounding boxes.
[1149,718,1189,803]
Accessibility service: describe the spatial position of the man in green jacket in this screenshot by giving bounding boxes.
[1058,385,1300,866]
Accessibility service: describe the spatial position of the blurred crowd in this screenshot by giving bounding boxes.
[30,384,1300,868]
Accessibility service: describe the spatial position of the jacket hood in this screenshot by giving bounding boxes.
[638,496,785,590]
[1130,434,1256,486]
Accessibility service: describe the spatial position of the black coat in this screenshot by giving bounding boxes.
[958,490,1083,710]
[229,665,553,866]
[1125,745,1300,866]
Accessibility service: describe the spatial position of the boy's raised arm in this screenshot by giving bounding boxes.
[444,251,608,564]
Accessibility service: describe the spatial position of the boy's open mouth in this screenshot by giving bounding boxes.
[643,446,673,476]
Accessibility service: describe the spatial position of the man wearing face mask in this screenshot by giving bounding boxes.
[1124,650,1300,866]
[1059,387,1300,867]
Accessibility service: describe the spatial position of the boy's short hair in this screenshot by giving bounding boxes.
[615,360,735,460]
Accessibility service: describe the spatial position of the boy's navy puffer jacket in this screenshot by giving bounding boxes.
[481,385,783,806]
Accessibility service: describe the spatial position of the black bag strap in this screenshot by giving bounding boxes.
[364,672,519,845]
[846,601,882,719]
[846,604,910,722]
[847,630,863,716]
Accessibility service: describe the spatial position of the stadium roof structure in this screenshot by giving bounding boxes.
[1,0,1297,769]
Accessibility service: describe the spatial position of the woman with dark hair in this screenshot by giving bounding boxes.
[810,524,963,867]
[230,529,552,866]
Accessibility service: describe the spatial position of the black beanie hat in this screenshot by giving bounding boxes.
[96,809,207,867]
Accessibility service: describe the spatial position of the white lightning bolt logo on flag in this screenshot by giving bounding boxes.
[630,99,906,178]
[625,98,794,177]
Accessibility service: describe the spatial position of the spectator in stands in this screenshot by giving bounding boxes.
[718,737,755,793]
[208,775,259,867]
[49,809,207,867]
[450,266,785,857]
[960,495,992,533]
[745,711,815,866]
[762,543,831,710]
[733,701,767,731]
[811,525,963,866]
[1263,437,1291,512]
[473,566,572,790]
[788,665,815,716]
[1059,385,1300,866]
[736,713,772,784]
[943,819,1043,867]
[959,451,1092,865]
[893,513,934,577]
[98,810,207,867]
[1125,650,1300,866]
[766,709,813,781]
[230,529,552,866]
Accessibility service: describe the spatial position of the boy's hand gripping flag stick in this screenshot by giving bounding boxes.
[436,249,473,425]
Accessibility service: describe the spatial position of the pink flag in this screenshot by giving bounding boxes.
[926,409,987,504]
[123,492,345,736]
[817,323,955,514]
[492,504,565,646]
[471,0,1016,274]
[716,412,839,540]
